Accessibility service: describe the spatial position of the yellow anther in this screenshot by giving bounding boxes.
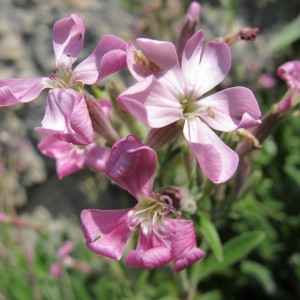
[134,50,164,73]
[206,106,215,118]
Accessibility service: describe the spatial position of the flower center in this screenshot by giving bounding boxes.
[47,53,84,91]
[127,194,179,233]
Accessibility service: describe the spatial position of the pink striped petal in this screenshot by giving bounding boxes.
[74,35,126,84]
[36,89,94,145]
[0,77,49,106]
[81,209,132,260]
[38,135,85,178]
[117,75,183,128]
[106,135,157,198]
[198,87,261,131]
[182,32,231,97]
[165,219,205,272]
[52,14,85,68]
[184,118,239,183]
[125,228,172,269]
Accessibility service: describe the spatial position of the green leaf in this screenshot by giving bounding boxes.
[200,290,222,300]
[241,260,276,295]
[191,231,265,283]
[199,213,223,262]
[268,18,300,51]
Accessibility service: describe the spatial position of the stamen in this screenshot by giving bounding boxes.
[206,106,215,118]
[75,80,85,86]
[134,50,164,73]
[181,99,188,110]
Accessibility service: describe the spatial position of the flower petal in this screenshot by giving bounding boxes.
[106,135,157,198]
[125,227,172,269]
[36,89,94,145]
[184,118,239,183]
[165,219,205,272]
[182,31,231,97]
[0,77,49,106]
[74,35,127,84]
[38,135,85,178]
[84,143,110,172]
[117,75,183,128]
[81,209,132,260]
[53,14,85,68]
[278,60,300,92]
[198,87,261,131]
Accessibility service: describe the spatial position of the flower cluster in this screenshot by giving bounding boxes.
[3,2,295,272]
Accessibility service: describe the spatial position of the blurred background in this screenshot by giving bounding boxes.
[0,0,300,299]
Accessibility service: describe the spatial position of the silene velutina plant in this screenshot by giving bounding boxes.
[0,0,297,283]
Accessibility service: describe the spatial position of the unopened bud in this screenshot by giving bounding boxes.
[220,27,259,46]
[144,120,183,150]
[85,93,119,146]
[177,1,201,61]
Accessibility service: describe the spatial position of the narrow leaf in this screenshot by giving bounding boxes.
[191,231,265,283]
[268,18,300,51]
[241,260,276,295]
[199,213,223,261]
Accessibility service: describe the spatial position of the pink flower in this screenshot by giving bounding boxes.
[38,135,110,179]
[277,61,300,113]
[118,30,261,183]
[278,61,300,92]
[0,14,126,144]
[81,136,205,272]
[50,240,74,278]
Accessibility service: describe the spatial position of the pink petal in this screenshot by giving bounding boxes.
[52,14,85,68]
[184,118,239,183]
[97,99,112,117]
[165,219,205,272]
[106,135,157,198]
[0,77,49,106]
[125,227,172,269]
[198,87,261,131]
[36,89,94,145]
[127,38,180,81]
[182,32,231,97]
[57,241,74,258]
[49,263,62,278]
[277,60,300,92]
[74,35,126,84]
[38,135,85,178]
[80,209,133,260]
[84,143,110,172]
[181,29,204,78]
[117,75,183,128]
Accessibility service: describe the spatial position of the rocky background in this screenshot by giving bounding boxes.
[0,0,299,218]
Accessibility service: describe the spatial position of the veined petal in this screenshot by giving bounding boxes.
[182,34,231,97]
[106,135,157,198]
[38,135,85,178]
[85,144,110,172]
[183,118,239,183]
[165,219,205,272]
[125,227,172,269]
[198,87,261,131]
[36,89,94,145]
[81,209,133,260]
[0,77,49,106]
[53,14,85,68]
[118,75,183,128]
[181,30,204,81]
[74,35,127,84]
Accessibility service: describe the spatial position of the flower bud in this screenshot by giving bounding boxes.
[144,120,183,150]
[158,186,190,211]
[85,93,119,146]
